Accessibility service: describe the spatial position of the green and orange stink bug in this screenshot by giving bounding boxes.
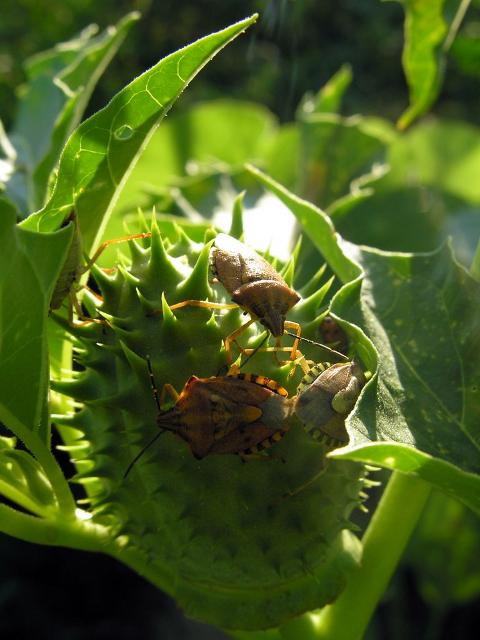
[294,360,366,446]
[123,363,295,477]
[169,233,302,364]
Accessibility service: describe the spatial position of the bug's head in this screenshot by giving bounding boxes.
[233,281,300,337]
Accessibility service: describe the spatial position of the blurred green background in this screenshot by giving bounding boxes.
[1,1,480,639]
[1,0,478,130]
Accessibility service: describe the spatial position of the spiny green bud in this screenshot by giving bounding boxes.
[53,223,367,630]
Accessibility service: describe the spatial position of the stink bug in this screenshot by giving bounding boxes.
[281,359,366,498]
[50,211,150,321]
[169,233,302,364]
[123,363,295,477]
[294,360,366,446]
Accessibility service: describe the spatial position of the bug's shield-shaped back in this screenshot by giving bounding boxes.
[294,361,366,445]
[157,375,291,459]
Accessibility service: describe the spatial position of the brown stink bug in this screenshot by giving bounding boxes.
[123,362,295,477]
[169,233,302,364]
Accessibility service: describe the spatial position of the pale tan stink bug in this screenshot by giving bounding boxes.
[169,233,302,363]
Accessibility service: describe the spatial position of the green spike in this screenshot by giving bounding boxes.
[148,223,183,290]
[90,264,120,302]
[299,262,328,298]
[176,241,213,302]
[230,191,245,239]
[203,227,217,243]
[136,288,162,314]
[137,207,150,232]
[128,237,148,268]
[292,235,302,265]
[295,276,334,318]
[161,292,177,326]
[117,264,140,287]
[173,222,197,254]
[280,255,296,287]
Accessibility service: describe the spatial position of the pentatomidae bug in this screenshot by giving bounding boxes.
[124,342,367,477]
[123,359,296,477]
[168,233,302,364]
[294,360,366,446]
[50,211,150,321]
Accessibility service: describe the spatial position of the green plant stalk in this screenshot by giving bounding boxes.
[0,502,109,551]
[0,479,52,517]
[1,406,76,517]
[309,470,432,640]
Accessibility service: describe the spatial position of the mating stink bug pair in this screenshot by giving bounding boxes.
[124,353,366,477]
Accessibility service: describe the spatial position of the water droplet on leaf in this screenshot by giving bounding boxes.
[114,125,134,141]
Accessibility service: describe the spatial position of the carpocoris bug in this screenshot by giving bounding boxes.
[123,360,296,477]
[169,233,302,364]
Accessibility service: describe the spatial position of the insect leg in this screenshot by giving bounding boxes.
[284,320,302,360]
[83,232,152,271]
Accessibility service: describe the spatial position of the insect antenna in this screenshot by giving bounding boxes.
[146,354,162,412]
[238,332,269,369]
[284,331,349,362]
[123,355,166,479]
[216,332,269,375]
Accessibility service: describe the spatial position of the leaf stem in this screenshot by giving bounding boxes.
[443,0,471,52]
[0,407,76,517]
[310,471,431,639]
[0,503,108,551]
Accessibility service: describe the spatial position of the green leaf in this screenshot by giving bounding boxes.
[397,0,448,130]
[114,98,276,216]
[245,164,360,284]
[296,113,395,207]
[7,13,140,215]
[247,167,480,514]
[331,244,480,514]
[296,64,353,117]
[20,15,258,257]
[0,201,73,439]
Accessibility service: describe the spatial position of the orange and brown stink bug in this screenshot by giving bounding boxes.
[50,211,150,322]
[169,233,302,364]
[123,362,295,477]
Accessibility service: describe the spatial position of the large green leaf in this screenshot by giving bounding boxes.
[247,166,480,514]
[0,202,72,440]
[331,242,480,513]
[5,13,139,215]
[20,15,258,257]
[396,0,470,129]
